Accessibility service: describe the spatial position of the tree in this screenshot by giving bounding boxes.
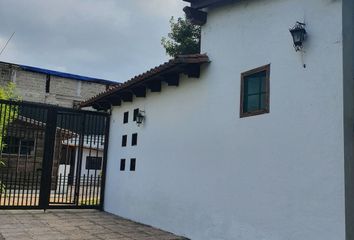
[0,82,19,162]
[0,82,19,192]
[161,16,201,58]
[0,82,17,150]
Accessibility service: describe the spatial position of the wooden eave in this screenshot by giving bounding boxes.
[80,54,210,110]
[183,0,240,25]
[183,0,239,9]
[183,6,208,25]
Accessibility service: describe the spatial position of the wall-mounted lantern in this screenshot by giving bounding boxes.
[289,22,307,51]
[136,110,145,126]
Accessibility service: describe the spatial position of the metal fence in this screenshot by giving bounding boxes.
[0,99,110,210]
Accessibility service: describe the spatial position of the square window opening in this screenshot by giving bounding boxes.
[123,111,129,124]
[122,135,127,147]
[130,158,136,171]
[120,159,126,171]
[133,108,139,122]
[132,133,138,146]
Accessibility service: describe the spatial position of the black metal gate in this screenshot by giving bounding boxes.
[0,99,110,210]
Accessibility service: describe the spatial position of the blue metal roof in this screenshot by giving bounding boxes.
[17,64,118,85]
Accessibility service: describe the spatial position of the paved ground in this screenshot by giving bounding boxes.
[0,209,186,240]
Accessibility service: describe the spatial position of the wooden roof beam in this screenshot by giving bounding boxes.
[107,96,121,106]
[121,92,133,102]
[185,0,236,9]
[185,64,201,78]
[80,54,210,108]
[147,80,162,92]
[132,86,146,98]
[163,74,180,86]
[92,101,111,110]
[183,6,207,25]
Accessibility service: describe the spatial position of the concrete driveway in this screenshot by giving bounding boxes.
[0,209,186,240]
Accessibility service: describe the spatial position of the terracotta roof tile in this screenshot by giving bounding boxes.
[80,54,209,109]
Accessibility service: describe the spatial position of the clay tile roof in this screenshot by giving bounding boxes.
[80,54,210,110]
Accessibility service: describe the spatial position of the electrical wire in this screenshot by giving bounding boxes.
[0,32,15,56]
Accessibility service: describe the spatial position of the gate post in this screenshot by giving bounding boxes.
[99,115,111,211]
[39,107,57,210]
[74,113,86,206]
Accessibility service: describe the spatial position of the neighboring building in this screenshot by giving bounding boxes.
[1,115,71,189]
[81,0,354,240]
[61,135,104,180]
[0,61,118,108]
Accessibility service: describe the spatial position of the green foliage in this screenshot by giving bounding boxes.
[0,82,19,193]
[161,16,201,57]
[0,82,19,152]
[0,82,17,101]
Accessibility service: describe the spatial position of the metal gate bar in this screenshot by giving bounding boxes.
[0,99,110,210]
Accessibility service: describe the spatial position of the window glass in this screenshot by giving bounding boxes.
[240,65,270,117]
[244,95,260,112]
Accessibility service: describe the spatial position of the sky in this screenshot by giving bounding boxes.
[0,0,187,82]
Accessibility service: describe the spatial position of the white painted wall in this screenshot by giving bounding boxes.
[104,0,347,239]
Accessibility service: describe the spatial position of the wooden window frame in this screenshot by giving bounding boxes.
[240,64,270,118]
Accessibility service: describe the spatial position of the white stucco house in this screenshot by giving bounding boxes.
[81,0,354,239]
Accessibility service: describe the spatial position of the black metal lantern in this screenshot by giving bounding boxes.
[136,110,145,126]
[289,22,307,51]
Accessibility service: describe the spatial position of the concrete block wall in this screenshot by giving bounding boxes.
[0,62,112,108]
[0,66,11,86]
[14,69,46,103]
[81,82,107,101]
[50,76,79,99]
